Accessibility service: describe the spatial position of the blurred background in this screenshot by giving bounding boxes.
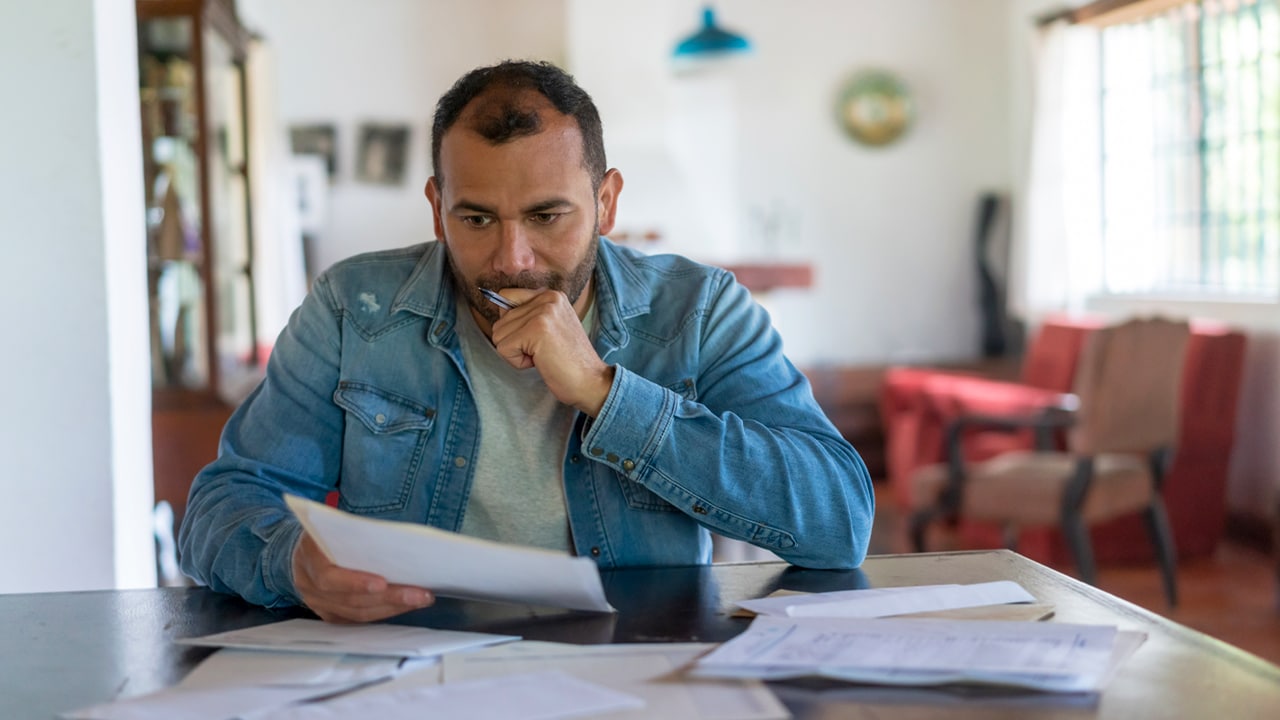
[1,3,1276,664]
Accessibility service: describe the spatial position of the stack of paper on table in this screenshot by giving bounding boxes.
[248,671,645,720]
[692,615,1145,693]
[61,620,520,720]
[176,618,519,657]
[284,494,614,613]
[735,581,1051,620]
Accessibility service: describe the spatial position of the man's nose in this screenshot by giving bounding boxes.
[493,222,536,274]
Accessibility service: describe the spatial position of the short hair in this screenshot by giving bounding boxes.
[431,60,606,190]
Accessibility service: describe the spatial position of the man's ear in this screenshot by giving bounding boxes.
[425,177,446,242]
[595,169,624,236]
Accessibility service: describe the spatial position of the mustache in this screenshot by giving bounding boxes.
[477,271,566,292]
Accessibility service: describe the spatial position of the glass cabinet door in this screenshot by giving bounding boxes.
[203,25,258,400]
[139,16,209,392]
[137,1,258,402]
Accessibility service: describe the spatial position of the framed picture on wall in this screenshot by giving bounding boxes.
[288,123,337,178]
[355,123,410,186]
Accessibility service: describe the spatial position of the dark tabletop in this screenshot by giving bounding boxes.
[3,551,1278,719]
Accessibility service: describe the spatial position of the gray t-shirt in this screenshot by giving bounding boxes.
[455,294,596,553]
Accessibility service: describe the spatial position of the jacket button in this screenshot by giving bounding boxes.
[590,447,604,457]
[434,322,447,336]
[622,459,635,472]
[570,454,581,463]
[590,546,601,557]
[374,413,387,425]
[606,452,619,463]
[692,504,708,515]
[454,456,467,468]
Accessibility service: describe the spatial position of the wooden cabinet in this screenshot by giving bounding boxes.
[137,0,259,525]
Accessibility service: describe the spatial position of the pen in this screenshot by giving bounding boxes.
[479,287,518,310]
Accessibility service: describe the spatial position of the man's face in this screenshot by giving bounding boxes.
[426,102,621,327]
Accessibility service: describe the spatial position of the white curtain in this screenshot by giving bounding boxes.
[1010,20,1105,324]
[247,39,310,353]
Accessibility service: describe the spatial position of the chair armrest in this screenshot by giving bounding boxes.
[945,403,1076,457]
[936,404,1079,513]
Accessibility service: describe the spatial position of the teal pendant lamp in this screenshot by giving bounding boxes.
[673,6,752,60]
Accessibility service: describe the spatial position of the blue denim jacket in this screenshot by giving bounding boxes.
[179,238,874,608]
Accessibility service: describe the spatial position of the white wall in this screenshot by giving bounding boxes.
[242,0,1015,367]
[0,0,155,593]
[238,0,567,276]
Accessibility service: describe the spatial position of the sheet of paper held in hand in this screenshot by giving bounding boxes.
[285,494,615,613]
[692,616,1146,693]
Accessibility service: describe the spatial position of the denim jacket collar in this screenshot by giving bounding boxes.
[386,237,643,358]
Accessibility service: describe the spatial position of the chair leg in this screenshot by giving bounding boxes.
[1143,498,1179,608]
[1061,513,1098,587]
[909,508,936,553]
[1001,523,1019,552]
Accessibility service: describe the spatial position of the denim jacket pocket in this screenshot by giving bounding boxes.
[613,376,697,513]
[333,381,436,513]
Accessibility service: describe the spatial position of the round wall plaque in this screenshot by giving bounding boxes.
[837,70,914,147]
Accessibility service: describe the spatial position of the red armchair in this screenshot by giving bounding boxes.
[881,316,1099,509]
[881,316,1246,565]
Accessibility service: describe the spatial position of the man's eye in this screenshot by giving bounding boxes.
[460,215,493,229]
[530,213,560,225]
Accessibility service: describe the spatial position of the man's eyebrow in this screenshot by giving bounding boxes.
[523,198,574,214]
[451,200,496,215]
[449,198,575,215]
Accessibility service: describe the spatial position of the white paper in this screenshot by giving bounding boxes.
[180,649,407,691]
[286,495,614,613]
[737,581,1036,619]
[60,683,367,720]
[693,616,1130,693]
[736,584,955,617]
[444,641,788,720]
[179,649,345,689]
[252,670,644,720]
[177,618,518,658]
[257,657,443,712]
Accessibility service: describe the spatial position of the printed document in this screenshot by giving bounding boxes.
[285,495,614,612]
[693,616,1144,693]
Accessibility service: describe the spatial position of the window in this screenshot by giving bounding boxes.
[1099,0,1279,296]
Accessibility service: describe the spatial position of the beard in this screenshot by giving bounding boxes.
[447,222,599,325]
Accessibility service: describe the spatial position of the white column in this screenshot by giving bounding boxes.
[0,0,155,592]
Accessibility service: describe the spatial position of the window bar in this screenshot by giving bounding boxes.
[1198,0,1215,290]
[1252,0,1267,292]
[1099,31,1112,290]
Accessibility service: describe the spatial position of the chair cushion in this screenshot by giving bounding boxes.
[912,452,1155,526]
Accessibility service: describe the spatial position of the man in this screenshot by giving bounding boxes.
[179,60,874,623]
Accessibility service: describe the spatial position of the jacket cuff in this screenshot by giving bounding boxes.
[581,365,675,483]
[263,519,306,608]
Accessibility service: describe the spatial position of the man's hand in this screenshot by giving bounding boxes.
[292,532,434,623]
[488,288,615,417]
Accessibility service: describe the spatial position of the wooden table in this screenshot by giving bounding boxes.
[3,550,1278,718]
